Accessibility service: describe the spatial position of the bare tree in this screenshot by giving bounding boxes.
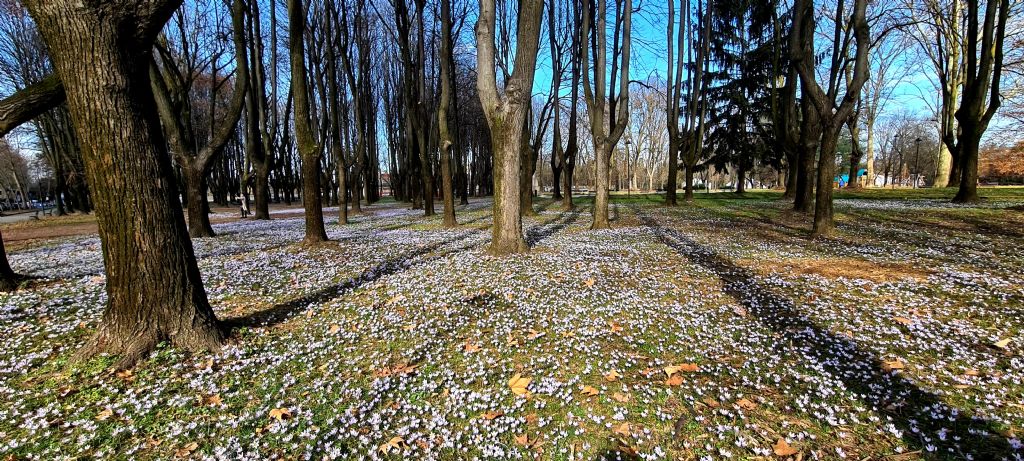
[791,0,871,236]
[581,0,631,228]
[21,0,225,366]
[476,0,544,254]
[290,0,329,243]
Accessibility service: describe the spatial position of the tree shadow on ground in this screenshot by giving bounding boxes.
[635,208,1018,459]
[526,207,583,247]
[224,227,487,329]
[228,209,579,330]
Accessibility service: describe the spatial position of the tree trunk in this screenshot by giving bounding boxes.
[289,0,327,243]
[489,122,528,254]
[562,158,575,210]
[812,123,841,237]
[666,139,679,205]
[0,229,20,292]
[952,128,980,203]
[184,165,215,238]
[592,143,611,228]
[24,0,224,367]
[683,164,694,202]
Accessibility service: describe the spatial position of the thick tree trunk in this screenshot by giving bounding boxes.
[0,229,20,292]
[812,124,841,237]
[934,141,952,188]
[24,0,224,367]
[289,0,327,243]
[794,145,815,212]
[782,150,798,199]
[683,164,694,202]
[519,135,537,216]
[184,165,215,238]
[253,162,271,219]
[952,128,980,203]
[592,144,611,229]
[562,161,575,210]
[666,140,679,205]
[489,122,528,254]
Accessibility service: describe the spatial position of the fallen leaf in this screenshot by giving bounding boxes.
[993,338,1012,349]
[95,408,113,421]
[773,438,799,456]
[881,359,905,372]
[894,316,913,326]
[612,392,630,403]
[269,407,292,421]
[508,374,531,396]
[736,398,757,410]
[328,324,341,334]
[525,413,539,425]
[174,441,199,458]
[665,374,684,386]
[964,368,980,376]
[581,385,600,397]
[481,410,504,420]
[201,394,223,406]
[613,422,631,437]
[463,341,481,353]
[664,363,699,376]
[115,369,133,380]
[514,433,539,448]
[604,370,622,382]
[527,329,543,340]
[702,397,720,408]
[608,321,624,333]
[584,278,595,288]
[379,436,405,454]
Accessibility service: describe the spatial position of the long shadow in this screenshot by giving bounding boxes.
[526,207,583,247]
[634,208,1018,459]
[231,208,582,330]
[225,228,487,329]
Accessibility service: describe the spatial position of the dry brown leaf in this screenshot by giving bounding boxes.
[664,363,699,376]
[608,321,624,333]
[328,324,341,334]
[527,329,543,340]
[993,338,1012,349]
[665,374,684,386]
[584,278,596,288]
[894,316,912,326]
[581,385,600,397]
[201,394,223,407]
[508,374,531,396]
[95,408,113,421]
[604,370,622,382]
[174,441,199,458]
[379,436,405,454]
[881,359,905,372]
[613,422,631,437]
[463,341,481,353]
[525,413,539,425]
[612,392,630,403]
[772,438,799,456]
[481,410,504,420]
[269,407,292,421]
[702,397,720,408]
[735,398,757,410]
[514,433,539,448]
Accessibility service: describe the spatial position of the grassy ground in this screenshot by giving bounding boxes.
[1,188,1022,460]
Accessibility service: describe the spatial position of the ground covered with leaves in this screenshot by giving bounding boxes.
[1,189,1023,460]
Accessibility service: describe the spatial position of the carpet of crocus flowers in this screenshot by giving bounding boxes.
[1,191,1022,460]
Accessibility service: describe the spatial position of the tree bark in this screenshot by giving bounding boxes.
[23,0,224,367]
[437,0,458,227]
[289,0,328,243]
[475,0,543,255]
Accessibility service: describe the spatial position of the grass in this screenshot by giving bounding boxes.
[0,188,1022,460]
